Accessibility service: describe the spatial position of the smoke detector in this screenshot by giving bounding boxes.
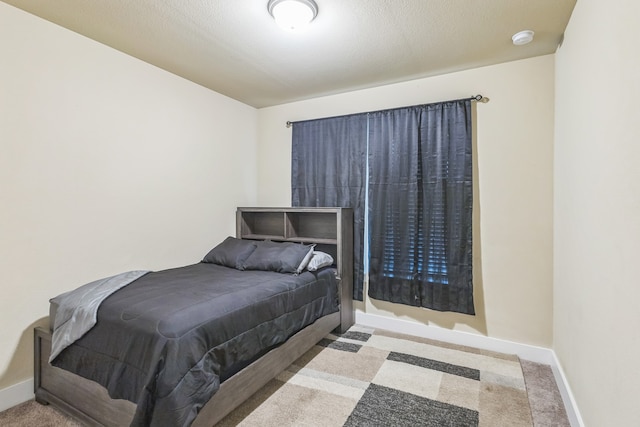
[512,30,535,46]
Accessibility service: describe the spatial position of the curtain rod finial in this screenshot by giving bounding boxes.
[473,94,489,103]
[286,121,292,128]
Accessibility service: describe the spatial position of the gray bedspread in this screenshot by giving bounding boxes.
[49,270,149,362]
[51,263,338,427]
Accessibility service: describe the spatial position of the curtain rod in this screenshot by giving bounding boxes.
[285,94,489,128]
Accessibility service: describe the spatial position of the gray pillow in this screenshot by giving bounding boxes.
[306,251,334,271]
[202,237,257,270]
[242,240,314,274]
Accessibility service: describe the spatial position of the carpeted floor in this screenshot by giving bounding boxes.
[0,325,570,426]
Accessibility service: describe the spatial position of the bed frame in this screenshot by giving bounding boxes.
[34,207,354,426]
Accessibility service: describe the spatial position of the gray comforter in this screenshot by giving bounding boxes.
[50,270,149,362]
[51,263,338,427]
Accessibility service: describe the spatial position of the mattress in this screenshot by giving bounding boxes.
[50,262,338,427]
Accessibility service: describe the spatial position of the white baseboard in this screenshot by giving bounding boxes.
[355,312,553,363]
[355,311,584,426]
[0,378,34,412]
[549,351,585,427]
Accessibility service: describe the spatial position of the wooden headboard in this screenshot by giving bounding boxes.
[236,207,354,332]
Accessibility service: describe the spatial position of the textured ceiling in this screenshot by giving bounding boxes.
[2,0,576,108]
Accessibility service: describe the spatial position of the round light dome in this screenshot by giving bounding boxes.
[268,0,318,31]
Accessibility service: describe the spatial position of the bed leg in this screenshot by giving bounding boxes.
[35,394,50,405]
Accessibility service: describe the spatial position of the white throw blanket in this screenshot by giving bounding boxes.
[49,270,149,362]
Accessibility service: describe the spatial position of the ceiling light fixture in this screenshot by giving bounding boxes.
[512,30,535,46]
[268,0,318,31]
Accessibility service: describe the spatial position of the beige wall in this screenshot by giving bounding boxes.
[257,55,555,348]
[554,1,640,425]
[0,3,257,390]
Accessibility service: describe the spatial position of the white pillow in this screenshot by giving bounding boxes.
[295,245,316,274]
[306,251,334,271]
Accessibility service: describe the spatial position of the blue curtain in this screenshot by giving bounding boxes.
[367,100,474,314]
[291,115,367,301]
[291,99,474,313]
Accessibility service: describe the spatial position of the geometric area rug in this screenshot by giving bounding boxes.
[218,325,534,426]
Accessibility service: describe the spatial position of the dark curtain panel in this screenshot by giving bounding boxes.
[291,115,367,300]
[367,100,474,314]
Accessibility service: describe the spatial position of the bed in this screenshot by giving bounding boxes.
[33,207,354,426]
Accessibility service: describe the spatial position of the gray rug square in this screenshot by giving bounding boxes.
[345,383,479,427]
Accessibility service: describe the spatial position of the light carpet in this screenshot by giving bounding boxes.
[0,325,569,426]
[219,325,536,426]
